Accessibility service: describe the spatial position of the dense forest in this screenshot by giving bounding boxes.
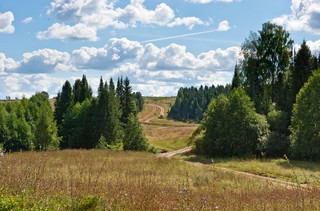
[168,85,230,122]
[191,22,320,161]
[0,75,148,152]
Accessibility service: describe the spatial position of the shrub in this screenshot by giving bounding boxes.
[290,69,320,161]
[195,88,269,157]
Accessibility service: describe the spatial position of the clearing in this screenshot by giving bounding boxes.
[138,97,198,152]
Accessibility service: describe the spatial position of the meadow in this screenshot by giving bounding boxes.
[1,150,320,210]
[139,97,198,152]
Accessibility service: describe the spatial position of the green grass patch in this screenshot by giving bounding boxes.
[179,154,320,185]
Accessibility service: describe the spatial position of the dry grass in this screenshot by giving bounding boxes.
[139,97,198,152]
[1,150,320,210]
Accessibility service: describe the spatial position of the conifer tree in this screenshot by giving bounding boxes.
[54,80,73,129]
[231,64,241,89]
[291,40,313,102]
[105,78,122,144]
[123,113,148,151]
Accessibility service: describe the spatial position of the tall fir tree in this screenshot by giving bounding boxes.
[105,78,122,144]
[291,40,313,103]
[54,80,73,130]
[231,64,241,89]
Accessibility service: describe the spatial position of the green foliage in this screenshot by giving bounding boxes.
[61,100,96,149]
[0,92,59,152]
[73,75,92,104]
[291,40,313,103]
[133,91,144,112]
[195,88,269,157]
[54,80,73,129]
[169,84,231,122]
[231,64,241,89]
[290,69,320,161]
[264,108,290,157]
[241,22,293,114]
[123,113,148,151]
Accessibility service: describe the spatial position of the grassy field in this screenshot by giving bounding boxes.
[179,154,320,186]
[1,150,320,210]
[139,97,198,152]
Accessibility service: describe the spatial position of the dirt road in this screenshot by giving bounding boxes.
[159,147,309,189]
[140,104,165,123]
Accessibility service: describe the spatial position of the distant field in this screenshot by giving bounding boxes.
[1,150,320,210]
[139,97,198,152]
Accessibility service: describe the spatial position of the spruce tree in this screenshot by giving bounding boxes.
[123,113,148,151]
[292,40,313,102]
[73,79,82,104]
[54,80,73,129]
[105,78,123,144]
[231,64,241,89]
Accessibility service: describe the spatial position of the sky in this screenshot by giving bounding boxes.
[0,0,320,98]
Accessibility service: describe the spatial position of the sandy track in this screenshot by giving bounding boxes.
[159,147,310,189]
[140,104,165,123]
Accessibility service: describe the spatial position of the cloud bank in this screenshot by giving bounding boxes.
[37,0,207,41]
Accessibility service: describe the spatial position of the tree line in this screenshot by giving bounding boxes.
[168,85,230,122]
[192,22,320,161]
[0,75,149,152]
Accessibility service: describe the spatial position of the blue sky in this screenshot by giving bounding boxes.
[0,0,319,98]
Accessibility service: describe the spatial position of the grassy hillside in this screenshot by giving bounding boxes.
[1,150,320,210]
[139,97,198,152]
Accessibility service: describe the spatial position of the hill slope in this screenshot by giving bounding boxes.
[138,97,198,152]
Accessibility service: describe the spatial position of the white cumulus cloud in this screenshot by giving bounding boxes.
[272,0,320,35]
[37,23,98,41]
[0,11,15,33]
[38,0,207,41]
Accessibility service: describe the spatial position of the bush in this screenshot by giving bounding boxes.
[195,88,269,157]
[290,69,320,161]
[265,108,290,157]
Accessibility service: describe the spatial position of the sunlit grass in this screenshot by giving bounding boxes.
[140,97,197,152]
[179,154,320,186]
[1,150,320,210]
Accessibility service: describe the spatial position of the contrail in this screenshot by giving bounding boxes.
[141,29,218,43]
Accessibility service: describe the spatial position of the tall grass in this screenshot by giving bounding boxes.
[1,150,320,210]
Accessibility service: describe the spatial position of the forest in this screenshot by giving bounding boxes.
[168,85,230,122]
[170,22,320,161]
[0,75,148,152]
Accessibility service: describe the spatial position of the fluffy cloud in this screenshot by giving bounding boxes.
[38,0,206,41]
[72,38,143,69]
[0,11,15,33]
[22,17,33,24]
[272,0,320,35]
[186,0,239,4]
[0,53,19,73]
[139,43,240,71]
[37,23,98,41]
[0,38,241,98]
[217,20,231,31]
[0,73,63,99]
